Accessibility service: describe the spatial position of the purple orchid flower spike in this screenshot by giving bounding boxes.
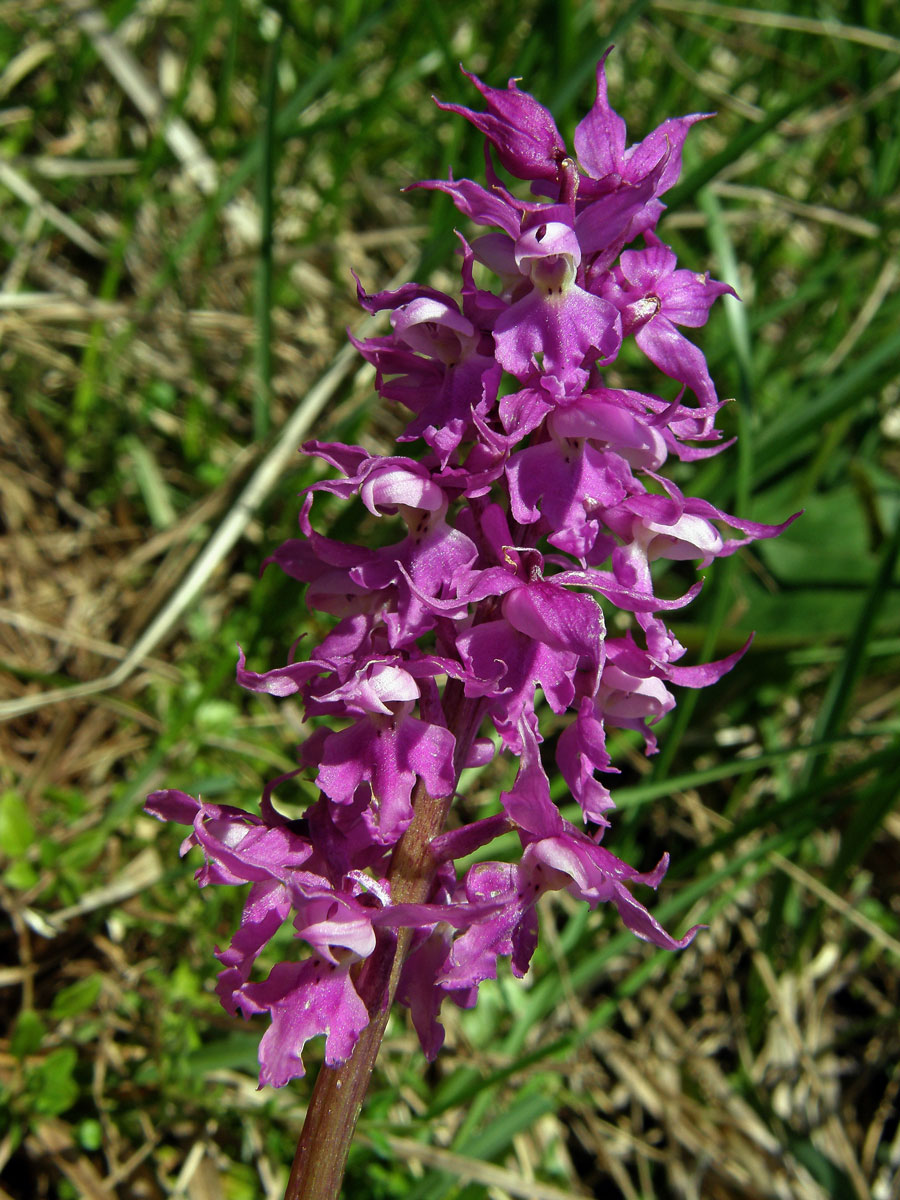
[147,52,799,1200]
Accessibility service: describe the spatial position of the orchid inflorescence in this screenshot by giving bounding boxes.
[147,54,793,1090]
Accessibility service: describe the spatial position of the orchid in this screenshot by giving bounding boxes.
[147,56,796,1200]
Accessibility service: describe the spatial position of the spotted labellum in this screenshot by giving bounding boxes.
[148,54,795,1089]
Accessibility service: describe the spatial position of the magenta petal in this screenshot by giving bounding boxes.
[290,888,377,961]
[556,699,617,824]
[500,716,564,838]
[494,286,622,380]
[236,647,327,699]
[359,462,444,515]
[684,498,803,553]
[502,580,604,672]
[599,663,675,726]
[549,396,667,470]
[619,243,678,291]
[499,385,554,439]
[558,567,704,614]
[396,932,452,1060]
[430,814,513,863]
[215,879,293,1012]
[412,175,521,238]
[573,52,709,204]
[458,618,579,719]
[612,882,702,950]
[438,883,521,988]
[635,317,719,408]
[185,801,314,886]
[436,70,566,182]
[665,636,753,687]
[625,113,710,196]
[506,439,631,555]
[317,714,455,843]
[657,269,738,328]
[572,51,626,180]
[241,959,370,1087]
[574,155,668,259]
[145,788,198,826]
[218,880,291,969]
[353,276,450,317]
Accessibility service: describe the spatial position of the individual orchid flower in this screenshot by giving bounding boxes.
[574,50,709,210]
[493,217,623,379]
[353,277,502,464]
[602,237,737,409]
[433,68,568,183]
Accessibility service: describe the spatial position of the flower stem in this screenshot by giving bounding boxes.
[285,685,486,1200]
[282,941,399,1200]
[284,783,451,1200]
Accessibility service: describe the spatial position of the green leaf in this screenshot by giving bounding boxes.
[77,1118,103,1151]
[57,827,108,872]
[0,791,35,857]
[124,435,177,530]
[754,327,900,485]
[3,859,39,890]
[11,1010,47,1059]
[26,1046,79,1117]
[686,65,849,202]
[51,976,103,1021]
[186,1031,262,1075]
[787,1134,858,1200]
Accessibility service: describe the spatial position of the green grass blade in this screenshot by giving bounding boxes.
[253,11,283,441]
[799,510,900,789]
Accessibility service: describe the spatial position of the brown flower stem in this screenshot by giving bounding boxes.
[285,687,484,1200]
[284,783,449,1200]
[282,933,405,1200]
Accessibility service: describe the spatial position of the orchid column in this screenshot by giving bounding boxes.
[147,54,794,1200]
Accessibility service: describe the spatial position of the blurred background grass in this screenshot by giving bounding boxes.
[1,1,899,1197]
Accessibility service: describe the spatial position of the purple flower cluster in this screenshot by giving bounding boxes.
[147,57,794,1089]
